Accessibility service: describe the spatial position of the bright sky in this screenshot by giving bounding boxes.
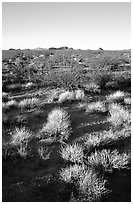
[2,2,131,50]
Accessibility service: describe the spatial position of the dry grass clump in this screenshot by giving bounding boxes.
[47,89,64,103]
[124,97,131,105]
[75,89,85,100]
[84,82,101,93]
[58,89,85,103]
[60,164,108,201]
[82,125,130,151]
[83,129,115,150]
[78,170,107,202]
[86,101,107,114]
[60,164,86,183]
[108,103,130,127]
[40,108,72,141]
[88,149,130,173]
[58,91,75,103]
[60,143,84,164]
[19,97,40,109]
[106,91,125,103]
[11,127,33,157]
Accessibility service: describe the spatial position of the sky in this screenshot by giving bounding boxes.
[2,2,131,50]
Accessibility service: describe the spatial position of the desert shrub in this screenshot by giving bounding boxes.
[86,101,107,114]
[83,132,102,149]
[11,127,33,157]
[47,89,61,103]
[84,82,101,93]
[108,103,130,128]
[19,97,40,109]
[78,170,108,202]
[105,81,119,90]
[60,164,86,183]
[60,143,84,164]
[124,97,131,105]
[106,91,125,103]
[58,91,75,103]
[60,164,108,201]
[40,108,72,141]
[82,125,130,152]
[83,129,117,151]
[58,89,85,103]
[88,149,130,173]
[74,89,85,100]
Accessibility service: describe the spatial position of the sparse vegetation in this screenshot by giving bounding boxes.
[40,108,72,141]
[106,90,125,103]
[11,127,33,157]
[86,101,107,114]
[75,89,85,100]
[84,82,101,93]
[2,48,131,202]
[60,143,84,164]
[87,149,130,173]
[108,103,130,128]
[60,164,108,202]
[124,97,131,105]
[78,170,108,202]
[58,91,75,103]
[19,97,40,109]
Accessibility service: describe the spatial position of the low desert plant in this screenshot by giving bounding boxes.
[106,91,125,103]
[60,164,86,183]
[58,91,75,103]
[60,164,108,202]
[124,97,131,105]
[11,127,33,157]
[19,97,40,109]
[108,103,130,127]
[78,170,108,202]
[60,143,84,164]
[86,101,107,114]
[75,89,85,100]
[84,82,101,93]
[88,149,130,173]
[82,126,130,152]
[40,108,72,141]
